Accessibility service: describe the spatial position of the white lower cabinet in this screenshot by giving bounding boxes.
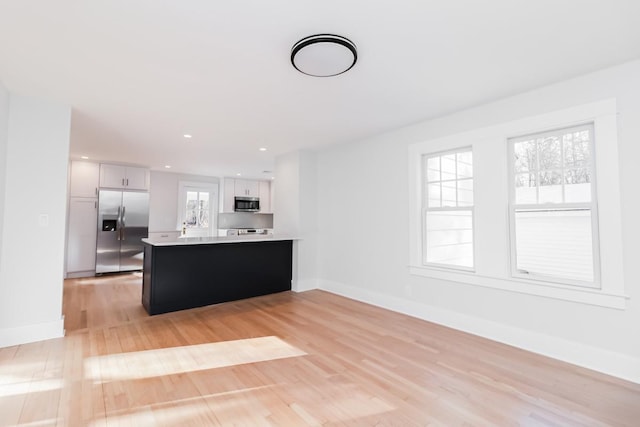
[147,231,181,241]
[67,197,97,275]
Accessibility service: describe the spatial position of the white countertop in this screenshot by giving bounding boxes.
[142,234,298,247]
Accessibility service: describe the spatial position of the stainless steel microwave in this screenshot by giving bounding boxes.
[234,196,260,212]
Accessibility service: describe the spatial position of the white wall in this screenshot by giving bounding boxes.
[149,170,219,232]
[0,94,71,347]
[0,82,9,268]
[274,150,318,291]
[273,151,301,234]
[314,60,640,383]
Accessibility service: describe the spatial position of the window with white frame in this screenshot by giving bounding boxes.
[185,191,209,228]
[508,123,600,287]
[423,148,474,269]
[178,181,218,237]
[410,99,625,309]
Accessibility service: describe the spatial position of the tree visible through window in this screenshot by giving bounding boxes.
[509,123,599,286]
[178,181,217,237]
[185,191,209,229]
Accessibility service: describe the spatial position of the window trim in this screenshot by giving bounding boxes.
[506,123,601,288]
[422,147,475,271]
[408,98,627,310]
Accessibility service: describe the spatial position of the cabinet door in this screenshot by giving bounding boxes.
[124,166,149,190]
[223,179,235,212]
[234,179,248,197]
[67,198,98,273]
[100,164,126,188]
[246,180,260,197]
[259,181,271,213]
[69,161,99,198]
[235,179,259,197]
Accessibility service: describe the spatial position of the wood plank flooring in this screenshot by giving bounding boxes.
[1,273,639,426]
[63,273,148,332]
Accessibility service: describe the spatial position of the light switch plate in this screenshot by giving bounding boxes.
[38,214,49,227]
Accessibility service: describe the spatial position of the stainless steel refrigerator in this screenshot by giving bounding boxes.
[96,190,149,274]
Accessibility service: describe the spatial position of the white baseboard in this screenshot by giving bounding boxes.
[0,317,65,348]
[318,279,640,384]
[292,278,319,293]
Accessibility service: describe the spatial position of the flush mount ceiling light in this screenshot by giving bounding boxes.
[291,34,357,77]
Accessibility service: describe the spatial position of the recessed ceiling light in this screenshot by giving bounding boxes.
[183,134,192,139]
[259,147,267,152]
[80,156,89,160]
[236,173,242,176]
[291,34,358,77]
[165,165,171,169]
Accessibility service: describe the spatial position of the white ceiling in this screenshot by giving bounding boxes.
[1,1,639,179]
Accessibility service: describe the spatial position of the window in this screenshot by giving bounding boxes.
[185,191,209,229]
[423,148,474,269]
[178,181,218,237]
[508,123,599,287]
[409,99,624,308]
[410,100,624,307]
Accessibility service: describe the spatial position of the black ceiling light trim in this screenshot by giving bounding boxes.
[291,34,358,77]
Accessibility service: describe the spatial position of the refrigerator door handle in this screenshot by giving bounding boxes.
[116,206,121,241]
[121,206,126,241]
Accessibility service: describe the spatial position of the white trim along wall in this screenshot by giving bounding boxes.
[318,278,640,385]
[310,59,640,384]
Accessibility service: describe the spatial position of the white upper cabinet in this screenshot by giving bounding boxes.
[259,181,271,213]
[100,164,149,190]
[220,178,272,213]
[222,179,235,213]
[99,164,126,188]
[234,179,260,197]
[124,166,149,190]
[69,161,99,198]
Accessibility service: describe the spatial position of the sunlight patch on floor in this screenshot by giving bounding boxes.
[87,380,397,426]
[0,378,63,397]
[13,419,61,427]
[85,336,306,383]
[0,362,52,385]
[89,385,280,426]
[289,381,397,421]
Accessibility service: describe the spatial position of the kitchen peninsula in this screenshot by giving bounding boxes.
[141,235,295,315]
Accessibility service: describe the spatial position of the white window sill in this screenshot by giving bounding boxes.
[409,265,627,310]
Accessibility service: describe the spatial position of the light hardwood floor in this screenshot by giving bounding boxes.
[1,274,639,426]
